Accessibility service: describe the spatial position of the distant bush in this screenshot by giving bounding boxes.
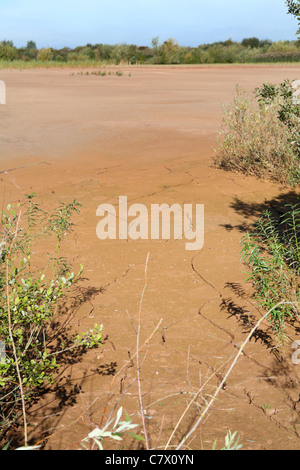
[0,44,18,61]
[67,52,80,62]
[37,48,53,62]
[254,51,300,62]
[78,46,95,60]
[214,80,300,186]
[241,37,261,48]
[54,54,67,63]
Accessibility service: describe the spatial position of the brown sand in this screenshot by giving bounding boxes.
[1,65,300,450]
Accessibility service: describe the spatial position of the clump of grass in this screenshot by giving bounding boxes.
[90,70,106,76]
[241,202,300,336]
[70,70,127,78]
[214,80,300,186]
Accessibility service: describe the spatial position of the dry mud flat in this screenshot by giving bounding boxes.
[1,65,300,450]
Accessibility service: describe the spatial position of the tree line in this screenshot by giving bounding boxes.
[1,37,300,64]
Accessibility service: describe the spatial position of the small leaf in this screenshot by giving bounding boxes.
[124,409,131,422]
[2,440,12,450]
[114,406,123,429]
[127,432,145,441]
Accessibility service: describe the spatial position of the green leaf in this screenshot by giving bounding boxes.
[114,406,123,429]
[127,432,145,441]
[124,409,131,423]
[1,440,12,450]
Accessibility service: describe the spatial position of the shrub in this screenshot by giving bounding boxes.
[0,44,18,61]
[241,202,300,336]
[0,195,102,447]
[67,52,80,62]
[214,81,300,186]
[254,51,300,62]
[241,37,260,48]
[37,48,53,62]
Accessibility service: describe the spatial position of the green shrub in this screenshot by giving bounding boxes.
[241,203,300,336]
[253,51,300,62]
[214,81,300,186]
[0,44,18,61]
[0,195,102,447]
[37,48,53,62]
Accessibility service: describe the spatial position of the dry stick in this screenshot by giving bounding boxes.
[105,379,137,425]
[164,354,233,450]
[174,301,297,451]
[136,252,150,450]
[100,317,163,427]
[186,346,201,414]
[4,212,29,447]
[0,161,52,175]
[154,415,165,450]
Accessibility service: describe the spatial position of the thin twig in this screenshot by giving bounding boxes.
[5,212,28,447]
[186,346,201,414]
[175,301,297,450]
[100,317,163,427]
[136,252,150,450]
[164,354,233,450]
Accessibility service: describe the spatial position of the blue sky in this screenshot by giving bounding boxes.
[0,0,298,48]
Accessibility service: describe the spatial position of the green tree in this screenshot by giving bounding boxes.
[151,36,160,50]
[241,37,260,48]
[78,46,95,60]
[0,43,18,60]
[1,40,14,47]
[150,37,180,64]
[151,37,164,63]
[96,43,114,61]
[37,47,53,62]
[286,0,300,35]
[162,38,180,64]
[111,44,130,64]
[26,40,36,50]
